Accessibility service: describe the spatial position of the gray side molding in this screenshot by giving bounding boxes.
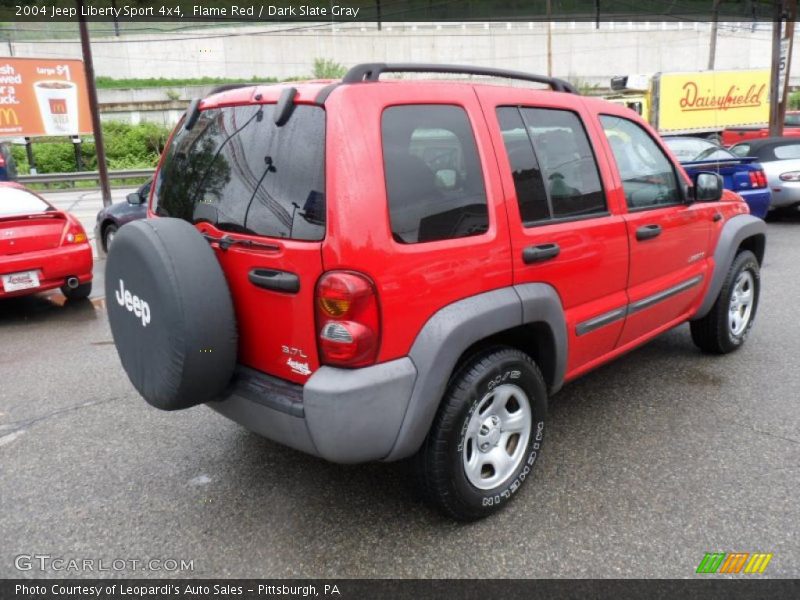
[693,214,767,320]
[385,284,566,461]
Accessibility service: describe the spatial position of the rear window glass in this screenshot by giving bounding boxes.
[730,144,751,158]
[153,103,326,241]
[382,105,488,244]
[0,187,51,217]
[774,144,800,159]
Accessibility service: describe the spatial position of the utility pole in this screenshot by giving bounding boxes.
[779,0,798,128]
[546,0,552,77]
[769,0,785,137]
[708,0,722,70]
[78,0,111,207]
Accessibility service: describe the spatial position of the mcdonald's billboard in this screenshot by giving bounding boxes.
[0,57,93,137]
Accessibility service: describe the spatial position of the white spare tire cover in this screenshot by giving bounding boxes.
[105,218,237,410]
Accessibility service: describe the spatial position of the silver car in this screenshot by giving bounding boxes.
[731,137,800,211]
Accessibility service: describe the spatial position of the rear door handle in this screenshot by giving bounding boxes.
[635,224,662,241]
[248,269,300,294]
[713,212,723,222]
[523,243,560,264]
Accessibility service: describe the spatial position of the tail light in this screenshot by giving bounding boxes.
[315,271,380,367]
[0,155,5,168]
[62,219,87,245]
[748,170,767,188]
[779,171,800,182]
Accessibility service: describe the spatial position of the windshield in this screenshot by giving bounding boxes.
[0,187,52,218]
[152,103,326,241]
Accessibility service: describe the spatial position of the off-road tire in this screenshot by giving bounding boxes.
[415,347,547,521]
[691,250,760,354]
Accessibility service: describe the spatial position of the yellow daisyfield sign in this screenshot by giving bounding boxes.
[656,70,771,134]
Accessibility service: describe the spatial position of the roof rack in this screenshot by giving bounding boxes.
[207,83,257,95]
[342,63,579,94]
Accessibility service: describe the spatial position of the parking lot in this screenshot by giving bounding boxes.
[1,203,798,579]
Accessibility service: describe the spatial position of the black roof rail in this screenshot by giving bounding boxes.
[342,63,579,94]
[208,83,256,95]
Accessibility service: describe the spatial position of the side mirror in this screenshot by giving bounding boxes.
[126,192,143,205]
[692,172,723,203]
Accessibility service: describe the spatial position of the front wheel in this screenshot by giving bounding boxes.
[691,250,760,354]
[103,223,118,253]
[415,347,547,521]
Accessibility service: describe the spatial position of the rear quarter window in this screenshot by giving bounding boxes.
[381,104,489,244]
[774,144,800,160]
[152,103,326,241]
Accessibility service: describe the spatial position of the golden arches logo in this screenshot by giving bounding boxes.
[0,108,19,126]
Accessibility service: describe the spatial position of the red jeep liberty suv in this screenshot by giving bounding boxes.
[106,64,766,520]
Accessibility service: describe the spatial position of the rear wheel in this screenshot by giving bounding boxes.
[691,250,759,354]
[415,347,547,521]
[61,281,92,301]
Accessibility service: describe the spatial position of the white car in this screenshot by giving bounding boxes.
[731,137,800,212]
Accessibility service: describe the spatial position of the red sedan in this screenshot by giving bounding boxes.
[0,182,92,301]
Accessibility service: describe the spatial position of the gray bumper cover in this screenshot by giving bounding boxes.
[207,358,417,464]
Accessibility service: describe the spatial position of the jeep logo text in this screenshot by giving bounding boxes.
[115,279,151,327]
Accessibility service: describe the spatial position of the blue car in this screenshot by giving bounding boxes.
[663,137,771,219]
[94,180,151,253]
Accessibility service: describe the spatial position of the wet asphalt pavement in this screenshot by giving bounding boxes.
[1,211,799,579]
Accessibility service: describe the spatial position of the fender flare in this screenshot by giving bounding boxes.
[693,214,767,320]
[384,283,567,461]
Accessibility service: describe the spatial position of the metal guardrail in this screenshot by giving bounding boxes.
[18,168,155,185]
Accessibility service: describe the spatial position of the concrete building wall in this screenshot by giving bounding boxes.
[0,22,783,86]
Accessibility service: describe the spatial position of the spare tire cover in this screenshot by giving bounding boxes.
[105,218,237,410]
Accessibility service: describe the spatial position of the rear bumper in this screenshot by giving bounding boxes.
[738,188,772,219]
[0,243,92,298]
[768,181,800,209]
[207,358,418,464]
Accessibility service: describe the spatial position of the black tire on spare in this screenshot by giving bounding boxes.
[105,218,237,411]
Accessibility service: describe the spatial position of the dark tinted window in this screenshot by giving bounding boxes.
[497,106,605,224]
[382,105,488,244]
[600,115,681,209]
[153,104,325,241]
[497,107,549,222]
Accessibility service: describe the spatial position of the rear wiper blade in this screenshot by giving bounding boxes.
[201,232,279,252]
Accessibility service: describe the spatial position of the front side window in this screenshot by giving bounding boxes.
[382,105,488,244]
[497,106,606,225]
[600,115,681,210]
[153,104,326,241]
